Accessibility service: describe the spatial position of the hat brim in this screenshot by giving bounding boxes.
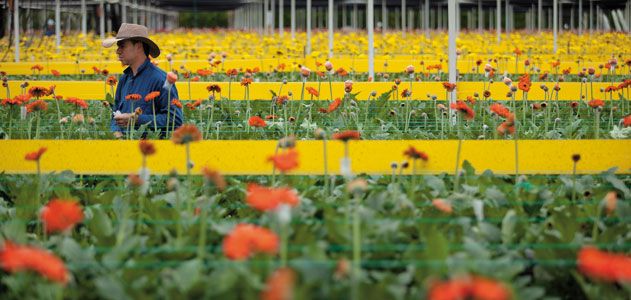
[102,36,161,58]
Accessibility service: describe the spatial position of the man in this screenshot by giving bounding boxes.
[102,23,183,138]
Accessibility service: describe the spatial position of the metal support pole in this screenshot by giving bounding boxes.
[328,0,333,57]
[553,0,558,53]
[368,0,375,80]
[478,0,483,31]
[383,0,387,32]
[122,0,127,23]
[538,0,542,32]
[306,0,311,54]
[279,0,283,36]
[81,0,87,36]
[13,0,20,62]
[402,0,406,38]
[505,0,509,33]
[55,0,61,49]
[290,0,295,39]
[100,0,105,39]
[424,0,429,37]
[448,0,457,107]
[579,0,583,34]
[496,0,501,43]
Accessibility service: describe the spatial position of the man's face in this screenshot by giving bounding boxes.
[116,40,141,66]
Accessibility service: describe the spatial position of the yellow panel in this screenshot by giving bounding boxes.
[4,81,622,101]
[1,140,629,175]
[0,58,611,75]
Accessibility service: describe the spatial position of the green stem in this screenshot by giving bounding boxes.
[351,193,361,300]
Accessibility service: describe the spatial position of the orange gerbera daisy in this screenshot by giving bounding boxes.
[125,94,142,101]
[403,146,429,161]
[144,91,161,102]
[206,84,221,93]
[588,99,604,108]
[320,98,342,113]
[51,69,61,77]
[28,86,50,98]
[623,115,631,127]
[490,103,511,118]
[432,199,452,213]
[335,67,348,77]
[248,116,267,127]
[201,166,227,192]
[25,147,47,161]
[26,100,48,113]
[222,224,279,260]
[261,268,296,300]
[0,241,69,284]
[332,130,361,141]
[442,82,457,92]
[246,183,299,211]
[105,75,118,86]
[428,276,510,300]
[450,101,475,120]
[138,140,156,156]
[517,74,531,92]
[306,86,319,97]
[186,99,203,110]
[171,99,183,108]
[171,124,202,144]
[40,199,84,233]
[268,149,299,172]
[241,77,253,86]
[577,246,631,283]
[65,97,88,109]
[226,68,239,77]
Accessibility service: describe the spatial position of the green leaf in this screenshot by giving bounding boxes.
[501,209,517,245]
[173,259,202,293]
[95,275,130,300]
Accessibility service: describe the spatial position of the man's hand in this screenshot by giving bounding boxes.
[114,113,136,127]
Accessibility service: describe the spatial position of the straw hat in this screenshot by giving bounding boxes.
[102,23,160,58]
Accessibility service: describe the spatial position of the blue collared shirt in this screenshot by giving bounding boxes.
[110,59,183,133]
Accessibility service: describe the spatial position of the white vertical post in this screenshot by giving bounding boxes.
[478,0,483,31]
[505,0,509,33]
[538,0,542,31]
[402,0,406,38]
[328,0,333,57]
[81,0,87,35]
[448,0,457,107]
[579,0,583,35]
[425,0,429,37]
[100,0,105,39]
[13,0,20,62]
[497,0,501,43]
[382,0,387,32]
[553,0,558,53]
[590,0,593,33]
[279,0,283,36]
[122,0,127,23]
[55,0,61,49]
[368,0,375,80]
[290,0,295,39]
[306,0,311,54]
[559,1,563,31]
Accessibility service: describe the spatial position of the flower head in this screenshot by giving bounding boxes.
[332,130,361,142]
[171,124,202,144]
[65,97,88,109]
[268,149,299,173]
[144,91,160,102]
[125,94,142,101]
[139,140,156,156]
[432,199,452,214]
[223,224,279,260]
[166,72,177,84]
[26,100,49,113]
[207,84,221,93]
[442,82,457,92]
[246,183,299,211]
[588,99,604,108]
[40,199,84,233]
[249,116,267,128]
[450,101,475,120]
[261,268,296,300]
[28,86,50,98]
[25,147,47,161]
[306,86,319,97]
[403,146,428,161]
[0,242,69,284]
[201,166,227,191]
[105,75,118,86]
[578,246,631,283]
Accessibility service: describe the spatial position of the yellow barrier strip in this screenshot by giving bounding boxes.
[5,81,624,101]
[1,140,629,175]
[0,59,618,75]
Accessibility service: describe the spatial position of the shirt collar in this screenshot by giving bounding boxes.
[123,58,152,78]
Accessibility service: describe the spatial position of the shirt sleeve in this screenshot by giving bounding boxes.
[136,83,183,131]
